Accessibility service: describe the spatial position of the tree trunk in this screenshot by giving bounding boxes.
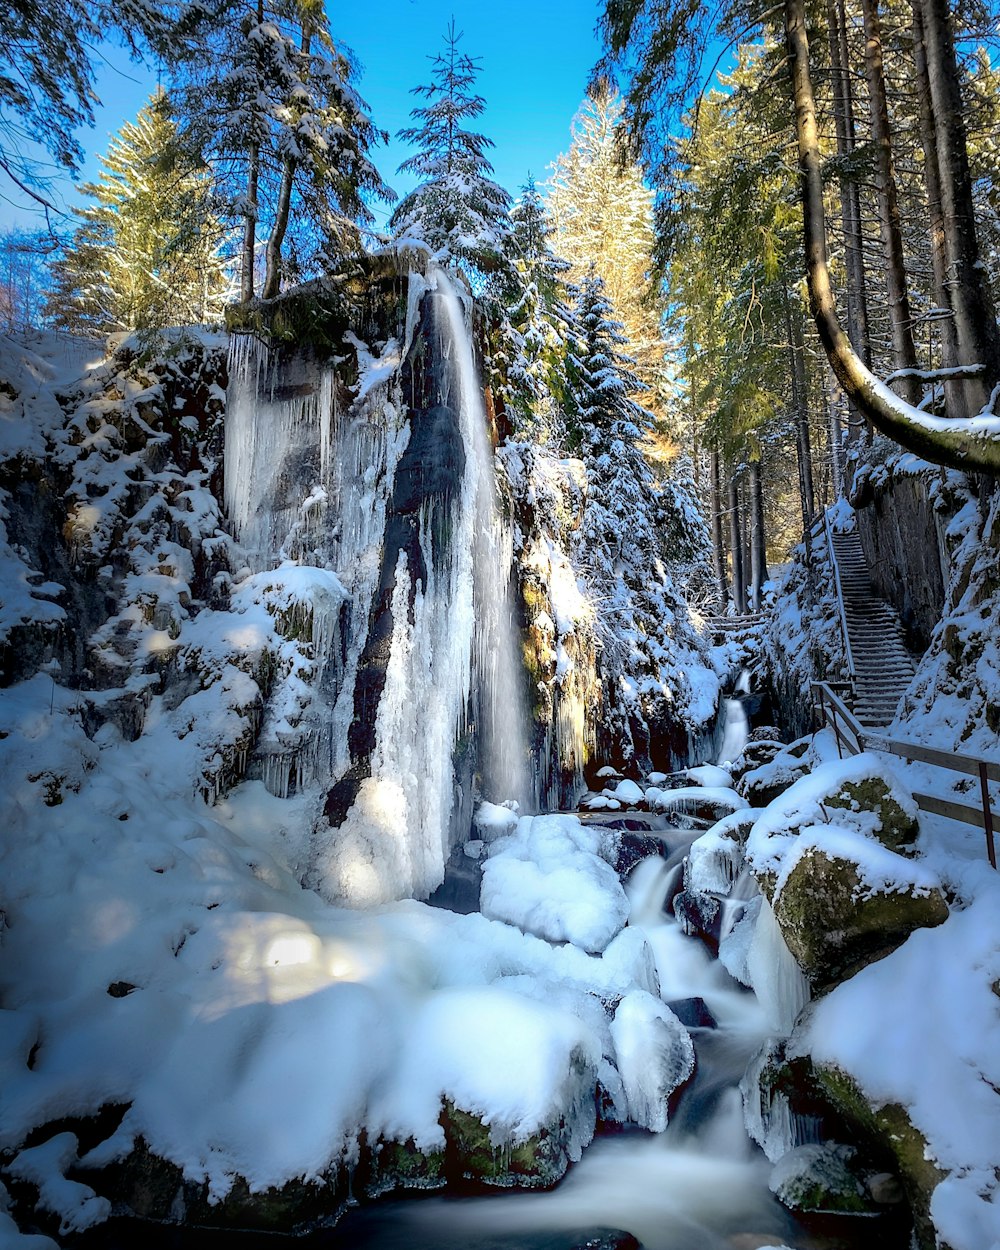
[827,0,871,370]
[728,470,746,615]
[787,290,816,520]
[784,0,1000,473]
[749,458,768,611]
[828,375,845,499]
[710,447,728,604]
[241,145,259,304]
[914,0,1000,414]
[263,21,311,301]
[860,0,921,404]
[911,0,962,415]
[240,0,267,305]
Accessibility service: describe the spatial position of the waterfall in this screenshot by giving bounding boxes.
[321,268,530,905]
[435,272,531,811]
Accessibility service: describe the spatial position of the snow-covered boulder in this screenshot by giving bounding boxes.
[771,827,948,988]
[609,991,695,1133]
[604,777,645,806]
[480,814,630,953]
[746,753,923,900]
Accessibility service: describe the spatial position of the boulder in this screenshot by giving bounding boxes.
[773,840,948,990]
[822,776,919,852]
[768,1142,874,1214]
[672,889,723,953]
[738,759,810,808]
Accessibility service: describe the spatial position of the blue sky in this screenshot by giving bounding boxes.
[1,0,604,232]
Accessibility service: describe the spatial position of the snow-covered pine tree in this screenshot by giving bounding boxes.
[390,20,512,278]
[571,267,655,564]
[500,177,574,436]
[172,0,388,303]
[260,0,391,298]
[570,268,709,765]
[547,85,675,428]
[45,91,228,337]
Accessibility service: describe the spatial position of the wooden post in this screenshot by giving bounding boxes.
[980,762,997,870]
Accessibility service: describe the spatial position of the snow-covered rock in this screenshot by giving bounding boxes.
[480,814,630,953]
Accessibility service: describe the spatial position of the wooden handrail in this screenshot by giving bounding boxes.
[812,680,999,867]
[821,513,856,685]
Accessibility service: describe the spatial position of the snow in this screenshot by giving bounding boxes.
[609,991,695,1133]
[606,778,644,805]
[480,814,630,954]
[794,855,1000,1244]
[6,1134,111,1234]
[686,764,733,789]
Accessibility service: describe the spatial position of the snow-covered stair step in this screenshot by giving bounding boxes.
[828,524,918,728]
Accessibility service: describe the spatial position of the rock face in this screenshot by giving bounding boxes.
[852,458,949,651]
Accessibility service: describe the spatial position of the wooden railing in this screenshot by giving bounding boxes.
[812,680,999,868]
[809,512,856,686]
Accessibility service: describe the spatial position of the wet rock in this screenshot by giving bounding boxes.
[769,1142,874,1214]
[666,996,717,1029]
[569,1232,641,1250]
[440,1099,581,1190]
[601,828,668,877]
[673,889,723,952]
[866,1170,905,1205]
[773,845,948,989]
[85,1137,347,1232]
[363,1135,446,1198]
[812,1063,945,1250]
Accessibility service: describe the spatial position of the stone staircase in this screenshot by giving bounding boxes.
[829,528,917,729]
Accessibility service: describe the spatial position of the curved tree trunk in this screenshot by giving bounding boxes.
[784,0,1000,474]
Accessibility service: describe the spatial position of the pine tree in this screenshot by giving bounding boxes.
[261,0,390,298]
[390,20,511,276]
[0,0,196,211]
[173,0,389,302]
[500,177,573,433]
[570,269,710,762]
[45,92,228,336]
[547,86,673,422]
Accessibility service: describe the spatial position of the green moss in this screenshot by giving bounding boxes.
[825,778,919,851]
[440,1101,569,1189]
[225,284,351,355]
[814,1065,944,1250]
[774,847,948,989]
[364,1136,445,1198]
[88,1138,347,1232]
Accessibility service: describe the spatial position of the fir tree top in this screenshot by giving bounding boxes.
[390,21,511,275]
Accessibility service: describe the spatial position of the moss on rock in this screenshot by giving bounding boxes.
[440,1099,584,1190]
[774,846,948,989]
[824,777,919,852]
[813,1064,944,1250]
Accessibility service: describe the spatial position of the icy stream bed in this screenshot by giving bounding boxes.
[72,818,904,1250]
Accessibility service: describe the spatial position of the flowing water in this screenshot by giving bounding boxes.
[132,298,898,1250]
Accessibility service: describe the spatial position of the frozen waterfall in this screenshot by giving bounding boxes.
[223,265,531,907]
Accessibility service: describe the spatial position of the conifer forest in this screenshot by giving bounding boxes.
[1,2,1000,1247]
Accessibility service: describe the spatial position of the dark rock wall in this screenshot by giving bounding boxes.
[855,473,948,652]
